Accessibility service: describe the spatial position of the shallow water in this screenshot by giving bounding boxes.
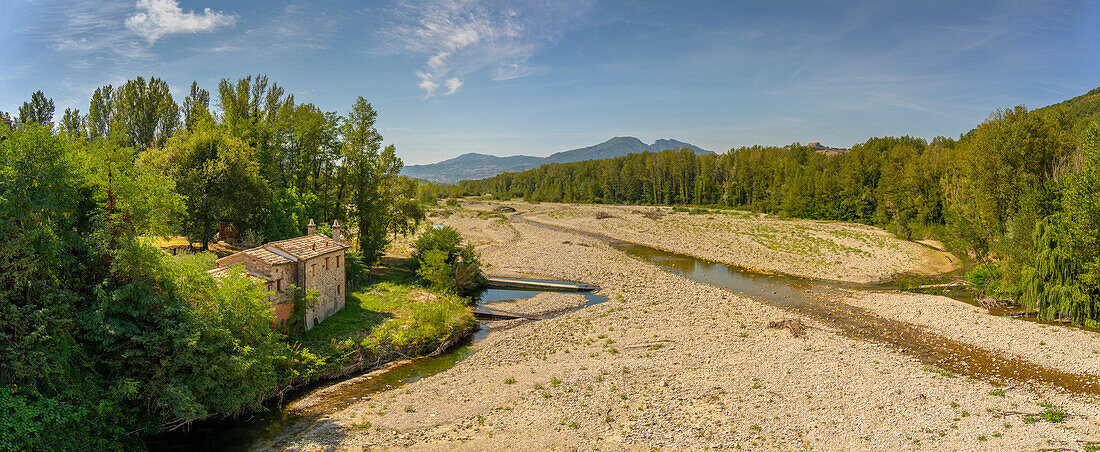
[518,215,1100,397]
[150,216,1100,448]
[146,286,605,451]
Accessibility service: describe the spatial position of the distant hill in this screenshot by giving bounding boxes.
[402,137,713,183]
[783,142,849,156]
[807,142,849,156]
[400,153,544,184]
[1037,86,1100,119]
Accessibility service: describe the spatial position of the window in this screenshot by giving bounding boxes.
[312,264,316,276]
[337,255,340,268]
[276,279,282,291]
[337,285,341,295]
[325,257,329,270]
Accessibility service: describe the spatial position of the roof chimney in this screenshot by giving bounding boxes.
[307,218,316,235]
[332,220,342,243]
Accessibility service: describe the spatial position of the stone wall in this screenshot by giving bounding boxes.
[268,264,297,324]
[302,250,347,329]
[217,254,298,324]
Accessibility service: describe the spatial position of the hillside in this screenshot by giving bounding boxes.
[1037,86,1100,119]
[402,137,713,183]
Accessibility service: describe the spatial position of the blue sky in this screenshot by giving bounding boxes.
[3,0,1098,164]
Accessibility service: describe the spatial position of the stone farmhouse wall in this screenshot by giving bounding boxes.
[301,250,347,329]
[216,254,298,325]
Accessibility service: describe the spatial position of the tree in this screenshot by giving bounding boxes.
[412,226,487,297]
[389,176,426,239]
[87,85,113,141]
[341,97,403,264]
[149,125,269,248]
[262,187,318,242]
[18,90,55,126]
[111,76,180,148]
[944,106,1077,262]
[58,108,83,137]
[182,81,213,131]
[1020,124,1100,324]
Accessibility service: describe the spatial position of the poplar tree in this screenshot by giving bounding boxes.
[18,90,55,126]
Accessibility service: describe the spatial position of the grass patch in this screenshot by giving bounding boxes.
[1038,401,1066,423]
[295,262,476,379]
[923,365,958,378]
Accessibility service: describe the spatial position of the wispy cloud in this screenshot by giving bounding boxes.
[381,0,590,97]
[125,0,237,42]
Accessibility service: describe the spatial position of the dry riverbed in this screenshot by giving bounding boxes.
[278,202,1100,451]
[512,201,957,284]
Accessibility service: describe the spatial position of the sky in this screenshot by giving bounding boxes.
[2,0,1099,164]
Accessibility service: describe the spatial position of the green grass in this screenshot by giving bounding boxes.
[923,365,958,378]
[302,281,474,354]
[295,264,476,378]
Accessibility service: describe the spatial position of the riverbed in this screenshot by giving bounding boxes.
[166,201,1100,450]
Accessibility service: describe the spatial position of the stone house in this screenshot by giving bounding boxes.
[211,219,348,330]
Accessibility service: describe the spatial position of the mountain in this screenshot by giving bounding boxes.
[400,153,544,183]
[402,137,713,183]
[1037,86,1100,119]
[543,136,649,164]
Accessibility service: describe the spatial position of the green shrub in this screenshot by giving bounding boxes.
[412,226,487,297]
[412,226,463,267]
[417,249,455,292]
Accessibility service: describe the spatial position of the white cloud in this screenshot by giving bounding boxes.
[125,0,237,42]
[381,0,591,97]
[444,77,463,95]
[418,74,440,96]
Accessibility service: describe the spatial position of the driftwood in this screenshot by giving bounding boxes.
[767,319,806,337]
[595,211,617,219]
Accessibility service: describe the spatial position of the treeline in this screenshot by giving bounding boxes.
[461,106,1100,325]
[0,77,432,448]
[5,76,424,263]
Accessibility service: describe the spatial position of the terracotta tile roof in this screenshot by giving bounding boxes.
[241,246,297,265]
[266,233,348,261]
[206,266,274,283]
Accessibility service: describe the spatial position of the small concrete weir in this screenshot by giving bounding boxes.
[471,307,544,321]
[474,277,600,320]
[486,276,598,292]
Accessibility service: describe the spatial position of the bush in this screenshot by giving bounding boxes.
[239,228,265,249]
[344,250,368,290]
[417,249,455,292]
[419,191,438,205]
[412,226,463,267]
[411,226,487,297]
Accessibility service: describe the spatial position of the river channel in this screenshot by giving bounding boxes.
[150,216,1100,449]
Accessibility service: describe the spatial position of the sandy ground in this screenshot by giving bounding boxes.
[274,203,1100,451]
[507,201,957,284]
[844,290,1100,375]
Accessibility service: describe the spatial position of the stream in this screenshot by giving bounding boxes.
[149,215,1100,449]
[517,215,1100,396]
[146,285,607,451]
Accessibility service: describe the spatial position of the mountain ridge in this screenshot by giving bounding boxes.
[402,137,713,183]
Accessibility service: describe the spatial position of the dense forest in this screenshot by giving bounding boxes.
[461,106,1100,326]
[0,76,443,449]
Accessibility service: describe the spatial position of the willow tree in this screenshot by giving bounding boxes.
[1020,124,1100,324]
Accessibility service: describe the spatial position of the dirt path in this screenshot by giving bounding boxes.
[277,204,1100,451]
